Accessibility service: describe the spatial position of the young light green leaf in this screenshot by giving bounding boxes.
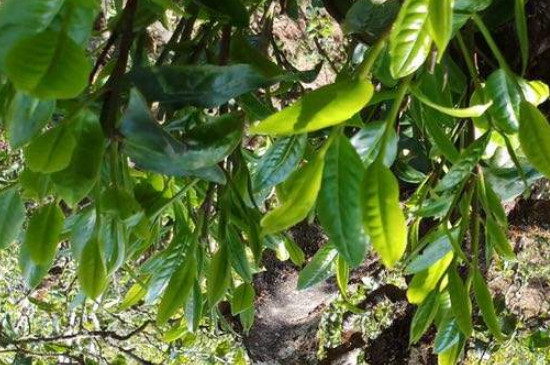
[24,203,64,265]
[435,133,490,192]
[519,79,549,106]
[389,0,432,78]
[297,244,337,290]
[6,29,90,99]
[0,187,25,249]
[362,160,407,268]
[284,236,306,267]
[410,290,440,344]
[473,268,504,341]
[207,244,230,307]
[25,124,77,174]
[261,147,327,234]
[120,281,148,310]
[252,135,307,193]
[447,266,473,337]
[412,87,492,118]
[407,251,453,304]
[231,283,255,315]
[519,101,550,179]
[78,236,107,300]
[157,260,197,325]
[250,78,374,135]
[485,69,521,133]
[336,255,349,298]
[6,93,54,148]
[318,134,368,267]
[428,0,454,60]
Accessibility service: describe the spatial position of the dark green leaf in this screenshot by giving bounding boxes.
[410,290,440,344]
[434,318,461,353]
[6,92,54,148]
[297,244,337,290]
[473,268,504,341]
[485,69,521,133]
[24,203,64,265]
[25,123,77,174]
[157,259,197,325]
[343,0,400,42]
[78,236,107,299]
[207,244,230,307]
[192,0,249,27]
[231,283,255,315]
[447,266,473,337]
[0,187,25,249]
[519,101,550,179]
[405,230,455,274]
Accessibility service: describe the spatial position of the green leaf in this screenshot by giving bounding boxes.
[412,86,492,118]
[518,101,550,179]
[410,290,440,344]
[473,268,504,341]
[428,0,453,60]
[78,236,107,299]
[514,0,528,74]
[51,111,105,206]
[250,78,374,136]
[318,134,368,267]
[485,69,521,133]
[121,90,238,183]
[423,107,460,164]
[351,120,398,167]
[284,236,306,267]
[435,133,490,192]
[6,92,55,148]
[343,0,400,42]
[227,226,253,282]
[261,147,327,234]
[434,318,461,353]
[519,79,549,106]
[407,251,453,304]
[231,283,255,315]
[192,0,249,27]
[24,203,64,265]
[485,216,515,260]
[362,159,407,268]
[0,187,25,249]
[336,255,349,297]
[25,123,77,173]
[130,64,273,109]
[230,34,286,80]
[100,187,142,222]
[297,244,338,290]
[157,260,197,325]
[389,0,432,78]
[405,230,455,274]
[120,282,148,310]
[207,244,230,307]
[252,135,307,193]
[19,241,52,289]
[19,169,51,200]
[447,266,473,337]
[6,29,90,99]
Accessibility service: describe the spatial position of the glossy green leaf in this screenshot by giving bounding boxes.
[6,92,54,148]
[157,260,197,325]
[407,251,453,304]
[0,187,26,249]
[318,134,368,267]
[485,69,521,133]
[121,90,237,183]
[434,317,461,353]
[435,133,490,192]
[6,29,90,99]
[250,78,374,135]
[25,124,77,173]
[447,266,473,336]
[473,268,504,341]
[207,244,230,307]
[231,283,255,315]
[261,147,327,234]
[362,159,407,268]
[252,135,306,193]
[351,121,398,167]
[78,236,107,300]
[297,244,337,290]
[410,290,440,344]
[518,101,550,179]
[412,87,492,118]
[24,203,64,265]
[519,79,549,106]
[428,0,454,60]
[130,64,273,109]
[389,0,432,78]
[51,112,105,206]
[405,230,455,274]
